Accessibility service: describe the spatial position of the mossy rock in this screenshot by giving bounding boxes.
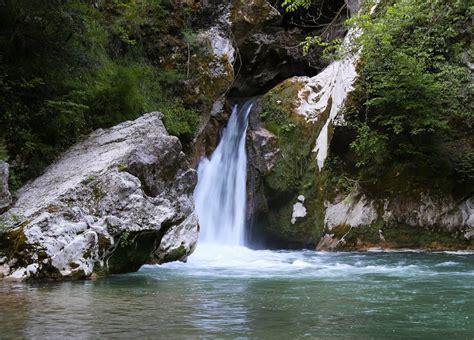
[250,79,334,248]
[328,222,474,251]
[106,230,161,274]
[230,0,281,43]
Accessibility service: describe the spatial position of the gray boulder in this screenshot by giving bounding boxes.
[0,113,198,281]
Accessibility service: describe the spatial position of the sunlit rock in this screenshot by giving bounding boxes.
[0,113,198,281]
[292,27,361,170]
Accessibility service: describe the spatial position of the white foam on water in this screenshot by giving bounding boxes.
[441,251,474,255]
[158,244,432,280]
[435,261,459,267]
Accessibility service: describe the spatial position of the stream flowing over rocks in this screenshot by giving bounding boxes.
[0,113,198,281]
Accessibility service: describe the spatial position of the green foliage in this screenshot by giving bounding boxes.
[346,0,472,186]
[350,123,388,168]
[78,62,158,129]
[160,99,202,143]
[119,231,132,247]
[456,152,474,183]
[0,141,7,161]
[260,100,296,137]
[281,0,312,12]
[303,36,342,59]
[0,0,201,184]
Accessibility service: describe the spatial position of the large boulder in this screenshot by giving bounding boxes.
[0,113,199,281]
[245,80,322,248]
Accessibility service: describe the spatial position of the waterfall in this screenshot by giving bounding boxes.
[194,101,253,246]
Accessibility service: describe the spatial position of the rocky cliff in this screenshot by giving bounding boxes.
[240,0,474,251]
[0,113,198,281]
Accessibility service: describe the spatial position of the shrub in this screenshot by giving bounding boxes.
[345,0,472,186]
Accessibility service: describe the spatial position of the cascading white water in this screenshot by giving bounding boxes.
[194,101,253,246]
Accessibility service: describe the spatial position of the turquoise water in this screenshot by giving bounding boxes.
[1,246,473,339]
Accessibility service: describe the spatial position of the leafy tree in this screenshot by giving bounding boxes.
[0,0,201,184]
[346,0,472,188]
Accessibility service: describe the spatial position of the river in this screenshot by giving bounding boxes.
[1,246,473,338]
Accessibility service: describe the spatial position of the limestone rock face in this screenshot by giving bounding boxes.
[0,113,199,281]
[244,2,473,250]
[324,192,378,230]
[0,161,11,212]
[382,196,474,231]
[245,87,323,248]
[317,190,474,251]
[191,2,236,165]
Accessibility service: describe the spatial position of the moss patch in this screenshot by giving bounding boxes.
[254,79,334,248]
[331,223,474,251]
[157,245,188,263]
[106,230,160,274]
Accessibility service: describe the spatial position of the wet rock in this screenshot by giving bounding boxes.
[0,113,198,281]
[190,3,237,164]
[316,234,340,251]
[193,24,235,102]
[382,195,474,231]
[245,85,322,248]
[233,29,317,96]
[230,0,281,44]
[244,7,365,248]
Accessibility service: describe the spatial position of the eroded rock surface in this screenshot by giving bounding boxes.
[0,113,198,281]
[317,190,474,251]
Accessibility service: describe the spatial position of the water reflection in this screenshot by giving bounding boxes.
[0,252,473,338]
